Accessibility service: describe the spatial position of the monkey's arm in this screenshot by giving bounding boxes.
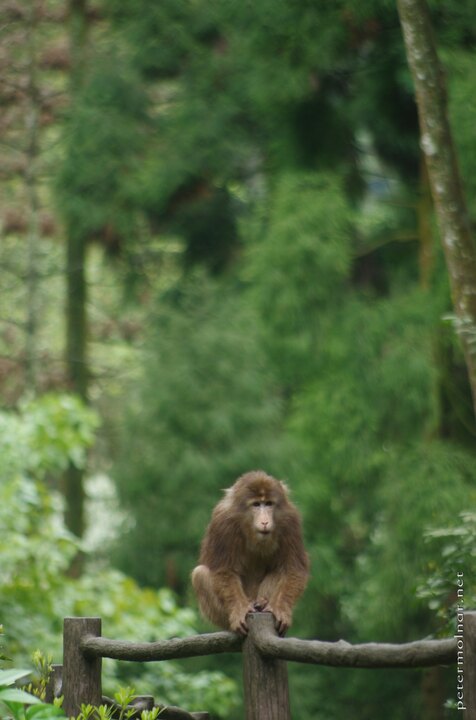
[213,569,255,634]
[258,567,309,635]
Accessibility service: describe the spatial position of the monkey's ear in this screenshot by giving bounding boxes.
[279,481,290,496]
[220,486,234,509]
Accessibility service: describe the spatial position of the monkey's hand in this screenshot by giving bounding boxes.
[267,606,292,636]
[229,604,255,635]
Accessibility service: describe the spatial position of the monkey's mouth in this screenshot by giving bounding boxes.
[258,529,271,535]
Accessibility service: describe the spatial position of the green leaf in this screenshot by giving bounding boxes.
[0,689,42,704]
[0,670,32,686]
[26,703,66,720]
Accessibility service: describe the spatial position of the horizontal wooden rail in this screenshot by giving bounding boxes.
[249,613,457,668]
[63,614,472,720]
[79,612,456,668]
[81,629,243,661]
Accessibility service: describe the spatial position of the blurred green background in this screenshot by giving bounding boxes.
[1,1,475,718]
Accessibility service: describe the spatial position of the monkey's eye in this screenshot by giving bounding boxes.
[265,500,273,507]
[251,501,261,507]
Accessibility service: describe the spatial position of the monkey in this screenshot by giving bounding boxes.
[191,470,309,636]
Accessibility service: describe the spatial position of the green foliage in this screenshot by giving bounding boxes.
[352,24,420,178]
[286,289,442,634]
[23,394,99,475]
[417,511,476,629]
[0,470,77,658]
[113,272,287,590]
[1,673,168,720]
[283,277,475,717]
[0,396,237,717]
[55,54,148,244]
[445,50,476,222]
[0,669,65,720]
[0,629,7,665]
[1,513,238,715]
[245,171,353,391]
[75,687,162,720]
[23,653,56,704]
[0,394,99,479]
[101,0,364,277]
[75,704,113,720]
[43,569,238,717]
[345,444,476,639]
[127,667,237,719]
[0,395,96,658]
[106,0,361,177]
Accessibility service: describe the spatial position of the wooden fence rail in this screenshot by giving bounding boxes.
[56,612,476,720]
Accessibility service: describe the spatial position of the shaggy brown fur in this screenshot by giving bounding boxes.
[191,470,309,635]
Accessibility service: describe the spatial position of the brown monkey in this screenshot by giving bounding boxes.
[191,470,309,635]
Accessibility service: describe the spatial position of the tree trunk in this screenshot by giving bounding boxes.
[417,155,433,290]
[64,0,89,570]
[397,0,476,420]
[66,229,88,405]
[24,0,41,394]
[64,203,88,571]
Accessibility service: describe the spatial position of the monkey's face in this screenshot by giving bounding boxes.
[248,499,275,537]
[231,472,286,545]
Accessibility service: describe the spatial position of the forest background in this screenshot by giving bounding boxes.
[1,1,476,719]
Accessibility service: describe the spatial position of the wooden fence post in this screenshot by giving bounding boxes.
[63,617,102,717]
[242,613,290,720]
[464,612,476,720]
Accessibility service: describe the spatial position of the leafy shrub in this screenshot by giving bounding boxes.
[0,395,238,718]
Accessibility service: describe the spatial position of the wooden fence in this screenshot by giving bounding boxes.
[51,612,476,720]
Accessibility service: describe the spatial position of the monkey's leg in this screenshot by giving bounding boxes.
[191,565,232,629]
[192,565,253,634]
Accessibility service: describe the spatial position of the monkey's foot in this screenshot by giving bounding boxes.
[271,608,291,636]
[252,597,269,612]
